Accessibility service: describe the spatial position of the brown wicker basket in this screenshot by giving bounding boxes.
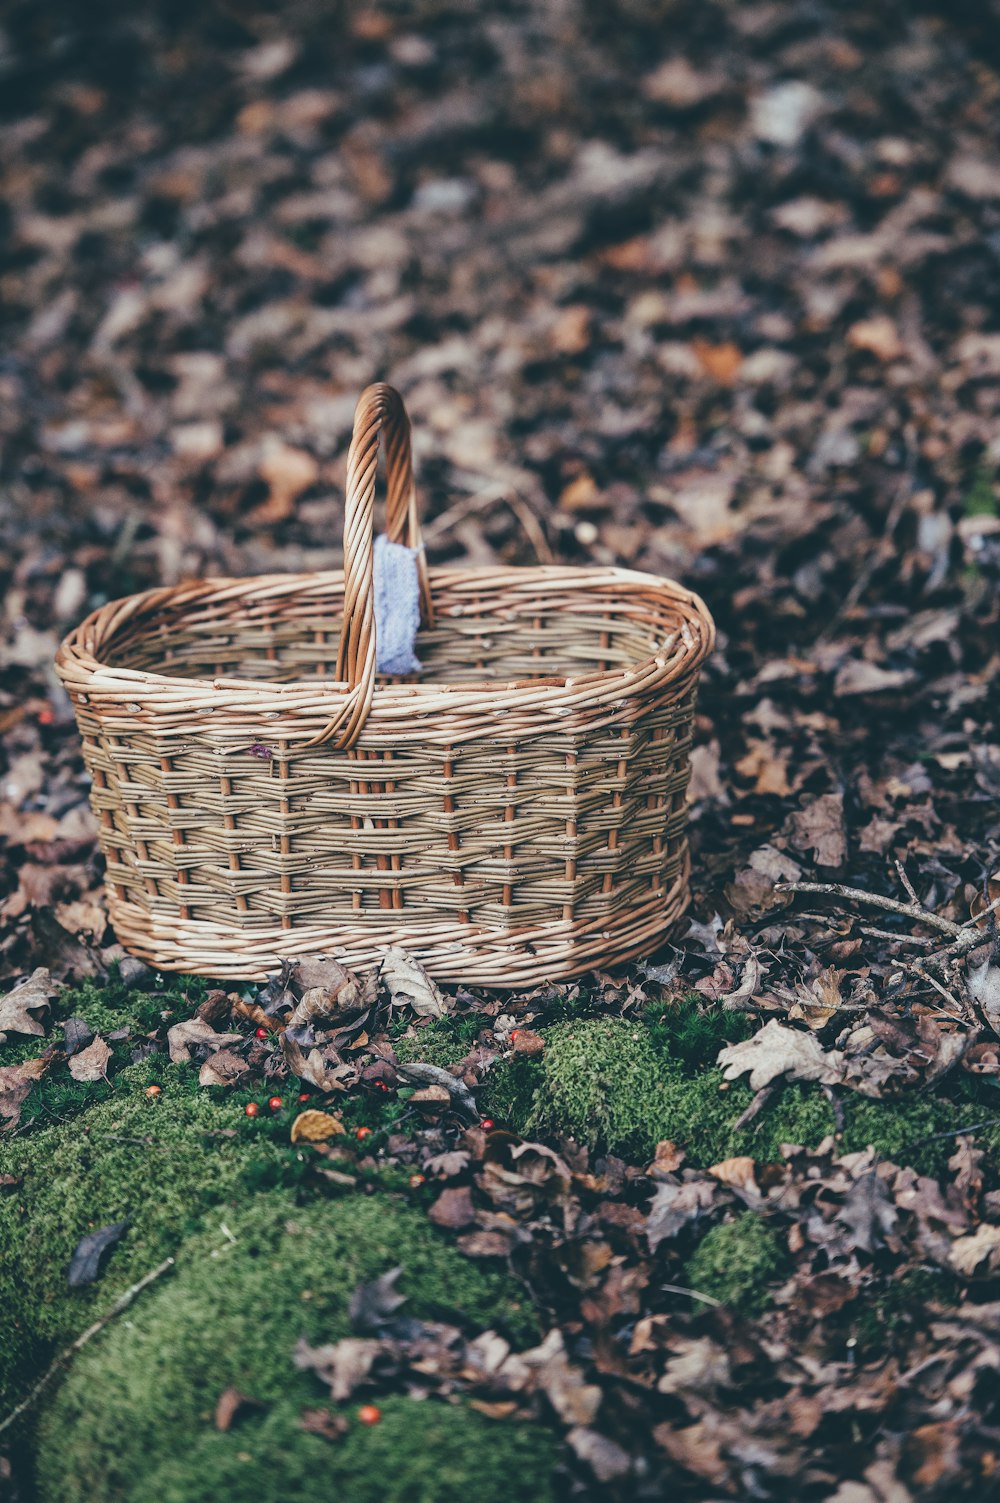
[55,384,714,985]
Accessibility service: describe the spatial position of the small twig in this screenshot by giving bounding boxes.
[859,926,936,948]
[734,1084,777,1130]
[894,859,922,909]
[776,882,963,938]
[898,962,968,1022]
[660,1282,723,1308]
[0,1257,174,1436]
[912,1117,1000,1146]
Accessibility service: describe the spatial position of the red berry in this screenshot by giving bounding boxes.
[268,1096,283,1112]
[298,1092,310,1102]
[408,1173,425,1188]
[255,1026,268,1040]
[481,1118,494,1130]
[38,706,54,725]
[510,1030,520,1040]
[373,1080,390,1093]
[358,1405,382,1426]
[245,1103,260,1118]
[145,1084,162,1098]
[356,1126,373,1140]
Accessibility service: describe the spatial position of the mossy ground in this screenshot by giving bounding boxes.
[6,981,999,1500]
[481,1006,1000,1177]
[34,1193,551,1503]
[684,1212,791,1316]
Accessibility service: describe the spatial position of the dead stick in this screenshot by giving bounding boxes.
[0,1257,174,1436]
[776,882,963,938]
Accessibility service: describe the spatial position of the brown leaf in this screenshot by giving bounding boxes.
[708,1156,759,1194]
[789,792,847,868]
[167,1017,242,1064]
[949,1222,1000,1275]
[646,1177,717,1251]
[379,948,449,1018]
[198,1048,249,1087]
[0,1064,37,1128]
[511,1029,545,1057]
[290,1109,345,1144]
[67,1035,112,1082]
[299,1408,350,1443]
[428,1185,476,1230]
[718,1019,845,1091]
[0,967,60,1037]
[214,1387,263,1432]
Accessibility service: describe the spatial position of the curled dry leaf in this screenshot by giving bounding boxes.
[167,1017,242,1064]
[290,1109,345,1144]
[289,960,364,1026]
[67,1035,112,1082]
[198,1048,249,1087]
[0,967,60,1037]
[379,947,448,1018]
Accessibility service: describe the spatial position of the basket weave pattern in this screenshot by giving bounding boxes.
[56,386,714,984]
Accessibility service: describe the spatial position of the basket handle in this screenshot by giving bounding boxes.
[313,383,434,750]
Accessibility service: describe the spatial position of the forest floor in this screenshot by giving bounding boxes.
[2,0,1000,1498]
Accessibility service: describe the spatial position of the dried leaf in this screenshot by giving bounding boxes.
[214,1387,262,1431]
[198,1048,249,1087]
[290,1109,345,1144]
[717,1019,845,1091]
[293,1336,380,1402]
[379,948,449,1018]
[67,1035,112,1082]
[167,1017,242,1064]
[0,968,60,1037]
[68,1221,127,1287]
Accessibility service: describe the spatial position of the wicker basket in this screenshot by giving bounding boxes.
[55,384,714,985]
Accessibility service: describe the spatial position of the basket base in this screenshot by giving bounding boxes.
[105,870,691,987]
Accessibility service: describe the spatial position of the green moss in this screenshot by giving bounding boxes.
[854,1265,961,1354]
[144,1396,555,1503]
[0,1086,298,1405]
[393,1014,486,1069]
[35,1193,550,1503]
[493,1015,992,1173]
[643,996,754,1069]
[684,1213,789,1316]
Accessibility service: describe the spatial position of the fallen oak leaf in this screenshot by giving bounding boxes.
[198,1048,249,1087]
[290,1109,345,1144]
[379,947,449,1018]
[949,1222,1000,1276]
[717,1018,845,1092]
[167,1017,242,1064]
[68,1221,127,1287]
[280,1030,353,1092]
[0,967,60,1038]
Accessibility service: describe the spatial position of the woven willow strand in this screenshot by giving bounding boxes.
[56,384,714,985]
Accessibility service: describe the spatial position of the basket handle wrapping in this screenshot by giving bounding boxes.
[313,383,434,749]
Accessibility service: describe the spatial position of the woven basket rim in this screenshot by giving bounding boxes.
[55,561,714,734]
